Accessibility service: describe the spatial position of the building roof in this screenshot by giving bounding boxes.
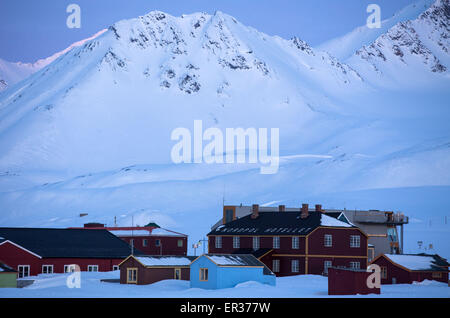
[0,227,142,259]
[208,211,355,236]
[0,262,16,273]
[382,253,450,272]
[129,255,196,267]
[231,248,273,259]
[200,254,274,276]
[108,227,187,237]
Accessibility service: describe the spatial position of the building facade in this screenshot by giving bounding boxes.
[71,223,188,256]
[0,228,137,277]
[370,253,449,284]
[213,204,407,259]
[119,255,195,285]
[190,254,275,289]
[208,204,368,277]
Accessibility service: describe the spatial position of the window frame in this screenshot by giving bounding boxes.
[42,264,54,274]
[349,261,360,270]
[87,265,99,272]
[215,236,222,249]
[273,236,280,249]
[350,235,360,248]
[291,259,299,273]
[174,268,182,280]
[272,259,280,273]
[18,265,30,278]
[233,236,240,249]
[199,268,209,281]
[324,234,332,247]
[292,236,299,249]
[127,268,138,284]
[64,264,76,273]
[253,236,260,250]
[324,260,332,274]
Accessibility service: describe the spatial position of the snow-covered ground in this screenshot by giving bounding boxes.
[0,271,448,298]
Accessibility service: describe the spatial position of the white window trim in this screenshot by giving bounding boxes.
[253,236,260,250]
[18,265,30,278]
[113,265,120,271]
[272,259,280,273]
[233,236,240,249]
[215,236,222,249]
[324,261,332,274]
[324,234,332,247]
[291,260,299,273]
[42,264,54,274]
[88,265,99,272]
[350,235,361,248]
[273,236,280,249]
[64,264,76,273]
[292,236,299,249]
[350,261,360,270]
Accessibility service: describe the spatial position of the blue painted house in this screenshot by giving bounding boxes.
[190,254,276,289]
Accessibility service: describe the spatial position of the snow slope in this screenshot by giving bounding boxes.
[0,30,106,92]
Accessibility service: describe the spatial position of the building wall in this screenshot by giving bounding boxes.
[190,256,218,289]
[372,256,449,284]
[119,257,190,285]
[189,256,275,289]
[328,267,380,295]
[0,241,123,276]
[120,236,187,256]
[0,273,17,288]
[208,235,306,254]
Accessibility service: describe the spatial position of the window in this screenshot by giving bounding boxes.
[88,265,99,272]
[215,236,222,249]
[178,239,183,247]
[368,248,375,262]
[349,262,360,270]
[64,265,76,273]
[272,260,280,273]
[233,236,240,249]
[42,265,53,274]
[155,239,161,247]
[253,237,260,250]
[381,266,387,279]
[291,260,299,273]
[18,265,30,278]
[273,236,280,249]
[225,209,234,223]
[143,239,148,247]
[200,268,208,281]
[113,265,119,271]
[174,268,181,280]
[350,235,360,248]
[324,261,332,274]
[324,234,332,247]
[292,237,299,249]
[387,227,398,242]
[432,272,442,278]
[127,268,138,283]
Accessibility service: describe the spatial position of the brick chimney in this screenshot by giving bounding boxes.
[301,203,309,219]
[278,205,285,212]
[315,204,322,213]
[251,204,259,219]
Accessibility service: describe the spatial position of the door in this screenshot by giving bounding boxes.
[174,268,181,280]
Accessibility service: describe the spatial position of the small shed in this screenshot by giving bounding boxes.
[119,254,196,285]
[328,267,380,295]
[0,262,17,288]
[190,254,276,289]
[370,253,449,284]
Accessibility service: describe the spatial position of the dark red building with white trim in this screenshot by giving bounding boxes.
[208,204,368,277]
[0,227,139,278]
[370,253,449,284]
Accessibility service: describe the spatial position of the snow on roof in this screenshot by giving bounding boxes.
[109,228,185,237]
[208,255,247,266]
[135,256,193,267]
[385,254,441,271]
[320,214,352,227]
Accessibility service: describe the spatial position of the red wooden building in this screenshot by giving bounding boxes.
[119,254,195,285]
[328,267,380,295]
[369,253,449,284]
[71,223,188,256]
[208,204,368,277]
[0,227,139,277]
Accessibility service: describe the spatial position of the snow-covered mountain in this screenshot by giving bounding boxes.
[0,29,106,92]
[0,1,449,257]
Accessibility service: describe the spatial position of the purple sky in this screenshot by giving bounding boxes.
[0,0,416,63]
